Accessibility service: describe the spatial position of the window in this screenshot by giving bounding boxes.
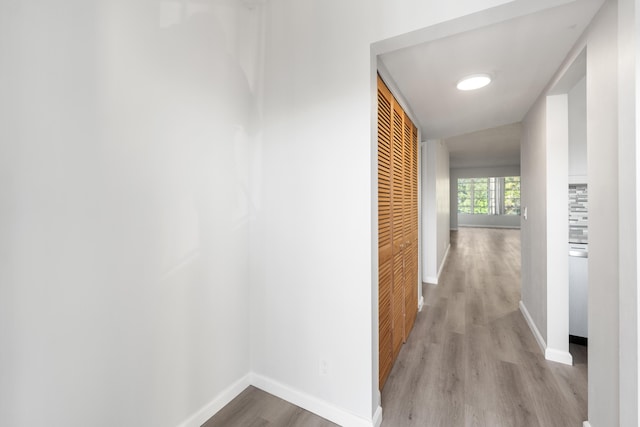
[457,179,472,214]
[457,176,520,215]
[503,176,521,215]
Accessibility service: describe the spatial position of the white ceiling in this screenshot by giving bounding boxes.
[378,0,604,168]
[446,123,521,168]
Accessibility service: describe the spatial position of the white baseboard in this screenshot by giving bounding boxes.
[437,243,451,279]
[178,373,381,427]
[545,348,573,365]
[518,301,572,365]
[457,224,520,229]
[372,405,383,427]
[418,295,425,312]
[251,373,378,427]
[424,275,438,285]
[424,244,451,286]
[177,374,251,427]
[519,301,547,354]
[583,421,592,427]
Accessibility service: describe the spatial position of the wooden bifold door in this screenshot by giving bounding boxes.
[377,75,419,390]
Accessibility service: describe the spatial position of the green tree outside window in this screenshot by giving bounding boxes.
[457,176,520,215]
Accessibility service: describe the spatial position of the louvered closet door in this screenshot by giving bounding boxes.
[377,77,394,389]
[404,120,419,336]
[377,75,419,390]
[391,98,405,359]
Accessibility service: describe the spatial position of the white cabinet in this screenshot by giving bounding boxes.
[569,243,588,338]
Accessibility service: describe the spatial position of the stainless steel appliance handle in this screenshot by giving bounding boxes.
[569,250,588,258]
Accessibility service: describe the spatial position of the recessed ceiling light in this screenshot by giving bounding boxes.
[456,74,492,91]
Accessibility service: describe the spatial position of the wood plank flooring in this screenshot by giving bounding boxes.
[380,228,587,427]
[202,228,587,427]
[202,386,338,427]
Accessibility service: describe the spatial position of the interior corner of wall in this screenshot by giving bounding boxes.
[177,374,251,427]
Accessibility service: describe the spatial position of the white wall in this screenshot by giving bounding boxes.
[5,2,636,427]
[437,144,452,280]
[253,0,518,424]
[520,54,576,369]
[450,165,521,230]
[617,0,639,424]
[545,94,571,364]
[423,140,451,285]
[457,214,521,229]
[0,2,260,426]
[521,1,624,425]
[585,1,620,425]
[519,46,583,367]
[521,93,549,343]
[568,76,588,178]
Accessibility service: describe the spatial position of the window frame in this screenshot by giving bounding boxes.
[457,176,520,216]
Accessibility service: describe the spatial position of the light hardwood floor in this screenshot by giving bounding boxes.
[202,228,587,427]
[381,228,587,427]
[202,386,338,427]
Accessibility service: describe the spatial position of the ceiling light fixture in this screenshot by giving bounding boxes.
[456,74,492,91]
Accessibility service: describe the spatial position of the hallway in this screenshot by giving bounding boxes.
[204,228,587,427]
[381,227,587,426]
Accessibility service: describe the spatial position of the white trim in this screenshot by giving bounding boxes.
[545,348,573,365]
[457,224,521,229]
[177,374,251,427]
[425,243,452,285]
[370,56,381,427]
[372,405,383,427]
[177,373,382,427]
[251,373,378,427]
[417,133,423,322]
[519,301,547,354]
[583,422,591,427]
[519,301,572,365]
[377,61,421,132]
[424,275,438,285]
[437,243,451,279]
